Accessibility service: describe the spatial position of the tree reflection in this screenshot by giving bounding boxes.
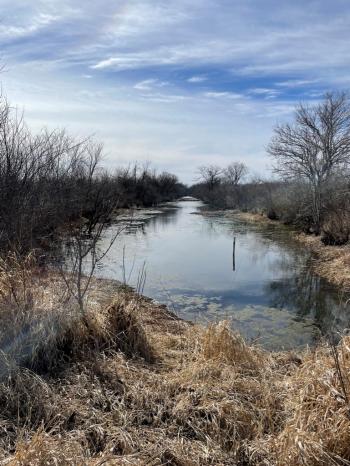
[121,205,180,235]
[265,263,350,339]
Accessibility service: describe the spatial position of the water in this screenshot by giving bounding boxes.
[94,200,350,350]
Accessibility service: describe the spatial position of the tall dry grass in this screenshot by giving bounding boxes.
[0,256,349,464]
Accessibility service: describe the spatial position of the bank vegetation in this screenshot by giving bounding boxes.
[191,92,350,247]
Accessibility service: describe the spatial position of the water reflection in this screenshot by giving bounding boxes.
[94,200,350,350]
[265,268,348,336]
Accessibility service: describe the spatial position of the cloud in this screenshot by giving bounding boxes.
[249,88,280,99]
[204,91,243,100]
[134,79,168,91]
[0,12,60,40]
[276,79,319,88]
[1,0,350,181]
[4,1,350,88]
[90,41,232,71]
[187,76,207,83]
[139,93,187,103]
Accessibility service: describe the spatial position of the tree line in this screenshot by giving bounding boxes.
[0,95,186,254]
[191,92,350,246]
[2,88,350,254]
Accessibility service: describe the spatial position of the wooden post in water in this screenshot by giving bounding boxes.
[232,236,236,271]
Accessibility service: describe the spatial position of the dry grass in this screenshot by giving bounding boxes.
[232,211,276,225]
[296,233,350,292]
[0,257,350,464]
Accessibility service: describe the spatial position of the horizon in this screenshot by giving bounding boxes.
[1,0,350,183]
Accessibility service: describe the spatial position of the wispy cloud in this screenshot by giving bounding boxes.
[187,76,207,83]
[134,78,168,91]
[0,13,60,40]
[204,91,243,100]
[249,88,280,99]
[1,0,350,180]
[276,79,319,88]
[139,93,187,103]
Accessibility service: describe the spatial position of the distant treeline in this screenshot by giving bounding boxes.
[190,92,350,246]
[0,96,186,253]
[3,88,350,253]
[112,164,187,208]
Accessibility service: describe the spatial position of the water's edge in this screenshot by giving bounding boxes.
[91,201,350,350]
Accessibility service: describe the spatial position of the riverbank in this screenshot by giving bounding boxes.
[1,270,350,465]
[222,210,350,294]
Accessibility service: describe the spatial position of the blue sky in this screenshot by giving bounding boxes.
[1,0,350,183]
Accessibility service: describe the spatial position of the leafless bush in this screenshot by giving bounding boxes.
[322,202,350,245]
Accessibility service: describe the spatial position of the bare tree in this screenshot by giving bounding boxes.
[197,165,222,191]
[267,92,350,232]
[58,143,120,316]
[224,162,248,185]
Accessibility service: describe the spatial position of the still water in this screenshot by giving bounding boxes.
[95,200,349,350]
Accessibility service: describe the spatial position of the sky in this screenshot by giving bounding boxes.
[0,0,350,183]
